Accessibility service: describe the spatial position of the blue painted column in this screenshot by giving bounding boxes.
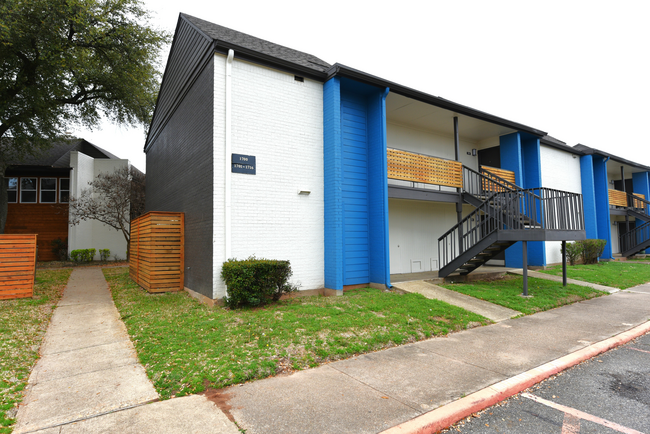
[367,87,391,287]
[500,133,524,267]
[593,157,613,259]
[323,77,344,290]
[580,155,599,239]
[521,134,545,266]
[633,171,650,253]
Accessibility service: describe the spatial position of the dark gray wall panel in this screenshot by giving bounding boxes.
[145,58,214,298]
[147,17,213,149]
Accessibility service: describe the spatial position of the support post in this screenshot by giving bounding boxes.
[562,240,567,287]
[522,241,528,296]
[454,116,463,253]
[622,165,629,233]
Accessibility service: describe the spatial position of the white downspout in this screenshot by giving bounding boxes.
[225,49,234,262]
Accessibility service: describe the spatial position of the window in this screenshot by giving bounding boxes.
[59,178,70,203]
[20,178,37,203]
[40,178,57,203]
[5,178,17,203]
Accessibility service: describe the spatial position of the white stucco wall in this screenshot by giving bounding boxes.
[68,151,129,260]
[389,199,474,273]
[387,122,480,170]
[213,54,324,298]
[540,145,583,264]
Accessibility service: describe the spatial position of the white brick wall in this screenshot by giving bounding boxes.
[213,54,324,298]
[540,145,583,265]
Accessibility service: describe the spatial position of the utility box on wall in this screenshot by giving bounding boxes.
[129,212,184,292]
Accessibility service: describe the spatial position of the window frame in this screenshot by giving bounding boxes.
[5,177,18,203]
[40,177,58,203]
[19,177,38,204]
[59,178,70,203]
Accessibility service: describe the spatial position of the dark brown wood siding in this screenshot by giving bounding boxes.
[5,203,68,261]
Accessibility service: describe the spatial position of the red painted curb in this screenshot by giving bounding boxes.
[381,321,650,434]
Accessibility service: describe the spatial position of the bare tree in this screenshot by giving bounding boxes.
[68,166,145,251]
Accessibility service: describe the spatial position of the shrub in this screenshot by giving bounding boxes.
[221,256,298,308]
[562,242,582,266]
[51,237,68,261]
[70,248,96,262]
[580,239,606,264]
[99,249,111,261]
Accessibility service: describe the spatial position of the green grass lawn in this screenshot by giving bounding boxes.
[104,268,490,399]
[539,261,650,289]
[440,275,607,315]
[0,269,72,434]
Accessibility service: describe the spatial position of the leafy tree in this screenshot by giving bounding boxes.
[0,0,168,232]
[68,166,145,252]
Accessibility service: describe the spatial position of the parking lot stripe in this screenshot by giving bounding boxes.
[628,347,650,355]
[521,393,644,434]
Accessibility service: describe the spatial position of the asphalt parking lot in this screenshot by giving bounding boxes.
[445,331,650,433]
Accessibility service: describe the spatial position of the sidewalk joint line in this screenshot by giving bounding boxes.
[32,362,141,385]
[327,365,423,413]
[16,398,160,434]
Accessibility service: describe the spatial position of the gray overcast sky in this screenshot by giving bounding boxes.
[73,0,650,173]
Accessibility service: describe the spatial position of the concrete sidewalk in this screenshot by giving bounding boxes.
[15,268,238,434]
[225,284,650,434]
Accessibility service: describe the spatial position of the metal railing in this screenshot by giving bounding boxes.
[620,220,650,256]
[438,168,585,270]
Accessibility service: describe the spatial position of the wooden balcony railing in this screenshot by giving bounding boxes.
[609,189,628,207]
[609,189,648,209]
[387,148,462,188]
[480,166,516,185]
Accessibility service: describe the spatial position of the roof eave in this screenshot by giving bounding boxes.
[326,64,547,138]
[213,41,328,82]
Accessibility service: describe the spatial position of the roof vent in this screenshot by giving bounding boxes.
[294,75,304,82]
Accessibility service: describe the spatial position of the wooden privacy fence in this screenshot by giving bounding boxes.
[0,235,37,300]
[130,212,184,293]
[387,148,463,188]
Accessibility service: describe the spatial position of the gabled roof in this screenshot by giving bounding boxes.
[182,14,331,74]
[9,138,121,168]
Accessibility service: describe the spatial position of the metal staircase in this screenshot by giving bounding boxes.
[618,193,650,257]
[438,167,585,278]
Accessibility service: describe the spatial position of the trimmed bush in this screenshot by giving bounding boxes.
[99,249,111,261]
[562,242,582,266]
[70,248,96,262]
[221,256,298,308]
[580,239,606,264]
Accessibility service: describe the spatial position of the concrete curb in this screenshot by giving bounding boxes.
[381,321,650,434]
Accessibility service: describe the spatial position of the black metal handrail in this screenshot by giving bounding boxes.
[463,166,517,198]
[626,192,650,212]
[620,220,650,255]
[479,167,522,192]
[438,186,585,270]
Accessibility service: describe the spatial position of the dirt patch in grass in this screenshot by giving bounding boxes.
[104,268,491,400]
[0,269,72,434]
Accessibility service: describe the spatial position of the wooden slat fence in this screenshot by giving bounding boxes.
[130,212,184,293]
[633,193,646,208]
[387,148,463,188]
[0,235,37,300]
[609,189,628,207]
